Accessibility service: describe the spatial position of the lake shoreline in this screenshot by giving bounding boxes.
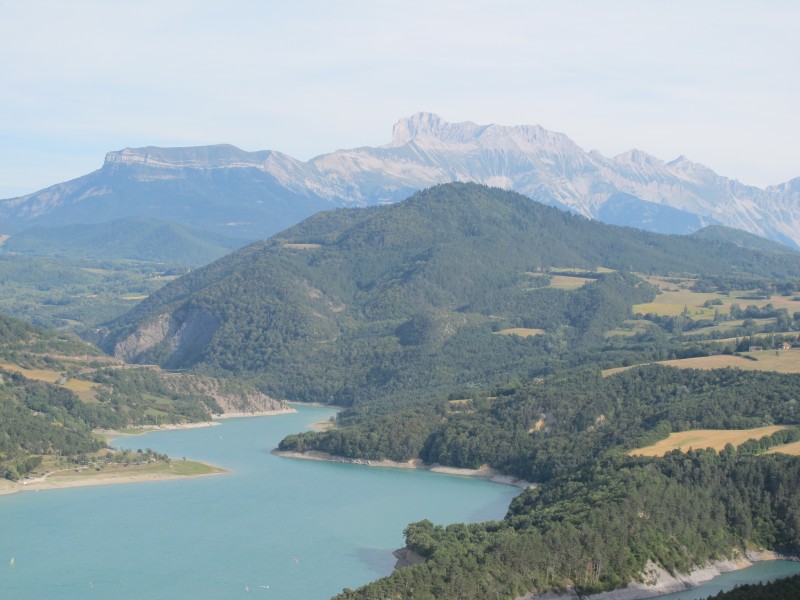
[272,449,534,489]
[213,406,296,419]
[2,407,302,497]
[515,551,798,600]
[1,405,518,599]
[0,461,226,496]
[96,406,298,439]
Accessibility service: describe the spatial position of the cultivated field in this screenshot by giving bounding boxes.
[634,288,722,318]
[603,348,800,377]
[658,349,800,374]
[633,275,800,320]
[604,319,655,338]
[524,270,601,290]
[631,426,787,456]
[0,362,98,393]
[549,275,596,290]
[1,362,63,383]
[496,328,545,337]
[766,441,800,456]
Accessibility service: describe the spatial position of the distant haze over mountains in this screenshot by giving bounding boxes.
[2,113,798,247]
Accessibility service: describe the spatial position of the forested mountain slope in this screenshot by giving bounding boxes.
[282,365,800,479]
[101,183,800,410]
[690,224,800,255]
[319,365,800,598]
[337,449,800,599]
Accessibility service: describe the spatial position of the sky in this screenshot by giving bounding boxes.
[1,0,798,198]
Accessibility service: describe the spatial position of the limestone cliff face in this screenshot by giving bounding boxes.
[113,308,219,368]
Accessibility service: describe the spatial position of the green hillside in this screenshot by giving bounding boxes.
[337,449,800,599]
[102,183,800,412]
[324,366,800,599]
[3,217,239,265]
[690,224,799,255]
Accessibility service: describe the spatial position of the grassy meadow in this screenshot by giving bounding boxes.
[633,275,800,320]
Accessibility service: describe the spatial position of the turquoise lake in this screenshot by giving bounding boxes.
[2,404,799,599]
[0,406,519,599]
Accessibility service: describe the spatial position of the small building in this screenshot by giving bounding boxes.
[780,342,792,350]
[748,346,763,352]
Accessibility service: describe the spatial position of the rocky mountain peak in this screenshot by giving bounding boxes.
[389,112,566,152]
[4,114,799,248]
[614,148,663,168]
[389,112,453,145]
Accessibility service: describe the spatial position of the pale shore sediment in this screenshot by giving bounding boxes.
[96,406,298,438]
[515,552,797,600]
[0,463,226,497]
[2,406,302,497]
[1,407,308,498]
[271,449,534,488]
[287,401,344,409]
[212,407,296,419]
[96,421,219,438]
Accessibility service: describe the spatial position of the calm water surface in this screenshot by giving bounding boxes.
[0,406,518,599]
[3,406,798,599]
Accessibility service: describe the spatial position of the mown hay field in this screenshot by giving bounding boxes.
[0,362,98,392]
[1,363,62,383]
[766,441,800,455]
[630,426,787,456]
[524,270,601,290]
[548,275,596,290]
[604,319,655,338]
[603,348,800,377]
[495,328,545,337]
[633,276,800,319]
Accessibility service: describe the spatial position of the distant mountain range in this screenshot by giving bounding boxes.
[2,113,798,247]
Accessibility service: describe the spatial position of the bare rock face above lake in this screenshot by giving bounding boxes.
[113,308,219,368]
[515,557,755,600]
[3,114,798,248]
[393,547,427,570]
[162,373,290,416]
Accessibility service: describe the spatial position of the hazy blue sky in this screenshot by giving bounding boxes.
[1,1,798,198]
